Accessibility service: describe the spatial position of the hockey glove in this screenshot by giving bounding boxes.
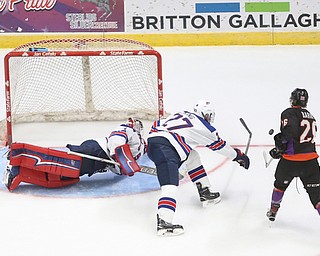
[274,133,287,152]
[233,148,250,169]
[269,147,283,159]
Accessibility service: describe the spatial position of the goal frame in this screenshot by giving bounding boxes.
[4,40,164,146]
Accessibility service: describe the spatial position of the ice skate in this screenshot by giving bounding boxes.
[196,182,221,207]
[266,204,280,222]
[157,214,184,237]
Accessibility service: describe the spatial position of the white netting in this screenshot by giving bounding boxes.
[2,38,163,145]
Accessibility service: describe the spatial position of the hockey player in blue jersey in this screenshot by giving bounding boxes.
[147,99,250,236]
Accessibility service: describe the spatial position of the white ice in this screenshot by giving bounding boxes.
[0,45,319,256]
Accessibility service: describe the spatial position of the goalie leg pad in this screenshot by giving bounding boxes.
[9,166,79,191]
[115,144,141,176]
[10,143,81,178]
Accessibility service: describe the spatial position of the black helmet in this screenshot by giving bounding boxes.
[290,88,308,107]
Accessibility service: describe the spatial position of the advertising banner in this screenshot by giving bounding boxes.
[0,1,319,46]
[126,0,320,33]
[0,0,124,32]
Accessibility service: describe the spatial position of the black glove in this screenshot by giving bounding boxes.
[233,148,250,169]
[269,147,283,159]
[274,133,287,152]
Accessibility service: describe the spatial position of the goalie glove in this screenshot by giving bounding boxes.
[114,144,141,176]
[233,148,250,169]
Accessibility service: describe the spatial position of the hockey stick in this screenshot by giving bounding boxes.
[263,151,273,168]
[263,129,275,168]
[67,150,120,165]
[222,118,252,194]
[67,150,158,176]
[239,118,252,155]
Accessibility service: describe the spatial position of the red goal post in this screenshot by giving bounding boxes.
[2,38,164,146]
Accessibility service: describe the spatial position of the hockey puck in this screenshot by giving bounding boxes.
[268,129,274,135]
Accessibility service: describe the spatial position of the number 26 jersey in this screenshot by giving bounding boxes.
[280,107,318,161]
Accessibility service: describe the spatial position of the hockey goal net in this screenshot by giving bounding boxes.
[1,38,163,146]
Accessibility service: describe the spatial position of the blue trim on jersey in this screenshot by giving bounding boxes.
[109,131,128,143]
[192,112,216,133]
[120,124,132,128]
[170,132,192,155]
[207,139,226,151]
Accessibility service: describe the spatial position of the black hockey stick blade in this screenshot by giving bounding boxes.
[239,118,252,137]
[239,118,252,155]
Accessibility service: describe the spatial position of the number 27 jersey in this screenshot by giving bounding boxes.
[148,111,236,161]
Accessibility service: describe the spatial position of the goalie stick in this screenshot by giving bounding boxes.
[239,118,252,155]
[67,149,158,176]
[68,150,119,165]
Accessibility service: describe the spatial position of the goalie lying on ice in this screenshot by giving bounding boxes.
[3,118,146,192]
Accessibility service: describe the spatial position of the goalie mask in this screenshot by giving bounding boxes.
[193,99,215,125]
[127,118,144,136]
[290,88,308,107]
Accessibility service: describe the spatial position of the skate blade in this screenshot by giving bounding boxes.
[202,196,221,208]
[268,220,275,228]
[157,228,184,237]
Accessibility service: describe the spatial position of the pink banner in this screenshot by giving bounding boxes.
[0,0,124,32]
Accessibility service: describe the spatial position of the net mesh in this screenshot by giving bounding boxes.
[8,38,161,121]
[1,38,162,145]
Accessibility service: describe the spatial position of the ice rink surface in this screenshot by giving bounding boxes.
[0,45,320,256]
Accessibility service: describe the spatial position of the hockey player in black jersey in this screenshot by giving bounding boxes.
[267,88,320,221]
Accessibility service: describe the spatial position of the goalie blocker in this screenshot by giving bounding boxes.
[6,142,140,191]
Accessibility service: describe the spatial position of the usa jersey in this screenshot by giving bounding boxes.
[97,124,146,160]
[280,107,318,161]
[148,111,237,161]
